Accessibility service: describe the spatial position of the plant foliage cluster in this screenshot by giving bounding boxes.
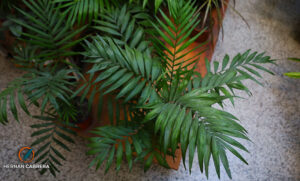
[0,0,275,179]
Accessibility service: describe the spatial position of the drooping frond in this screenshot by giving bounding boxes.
[88,126,140,172]
[0,79,29,124]
[143,84,248,179]
[0,67,77,124]
[142,49,275,179]
[30,114,76,177]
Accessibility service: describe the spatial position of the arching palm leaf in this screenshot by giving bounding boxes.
[11,0,86,62]
[143,49,275,178]
[30,114,77,176]
[76,36,163,109]
[0,68,77,124]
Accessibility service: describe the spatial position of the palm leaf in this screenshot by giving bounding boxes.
[88,125,169,172]
[54,0,118,25]
[11,0,87,62]
[200,50,276,106]
[77,36,162,111]
[30,114,76,176]
[93,4,151,52]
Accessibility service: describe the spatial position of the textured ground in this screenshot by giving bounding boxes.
[0,0,300,180]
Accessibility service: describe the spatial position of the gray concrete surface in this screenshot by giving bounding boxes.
[0,0,300,180]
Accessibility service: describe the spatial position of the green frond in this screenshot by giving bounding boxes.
[144,97,249,178]
[139,51,275,179]
[141,48,275,178]
[93,4,151,52]
[284,72,300,78]
[55,101,78,123]
[88,126,136,172]
[54,0,119,25]
[150,0,207,96]
[30,114,76,177]
[199,50,275,105]
[87,125,169,172]
[23,68,77,114]
[11,0,86,62]
[0,67,77,124]
[77,36,162,109]
[0,79,30,124]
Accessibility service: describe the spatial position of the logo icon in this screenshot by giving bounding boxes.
[18,147,35,163]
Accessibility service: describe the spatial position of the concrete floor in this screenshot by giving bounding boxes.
[0,0,300,180]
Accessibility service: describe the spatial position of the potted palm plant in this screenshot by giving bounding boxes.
[0,0,275,179]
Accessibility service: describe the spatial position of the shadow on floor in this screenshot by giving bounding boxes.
[254,0,300,43]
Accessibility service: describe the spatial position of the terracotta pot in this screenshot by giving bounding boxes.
[73,1,229,170]
[192,28,211,43]
[68,96,94,131]
[192,0,229,43]
[191,12,214,43]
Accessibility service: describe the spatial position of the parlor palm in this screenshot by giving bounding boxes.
[0,0,275,179]
[80,0,275,179]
